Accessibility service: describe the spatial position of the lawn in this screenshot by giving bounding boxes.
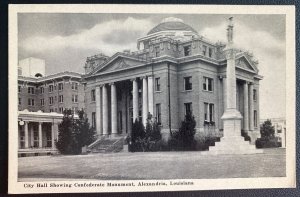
[18,148,286,181]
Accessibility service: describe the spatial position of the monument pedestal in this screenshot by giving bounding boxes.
[202,109,263,155]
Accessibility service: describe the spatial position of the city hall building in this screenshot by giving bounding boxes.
[17,17,262,155]
[83,17,262,145]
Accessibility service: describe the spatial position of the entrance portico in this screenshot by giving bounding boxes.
[94,75,154,138]
[18,110,62,156]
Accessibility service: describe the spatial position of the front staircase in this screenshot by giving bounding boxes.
[88,136,125,153]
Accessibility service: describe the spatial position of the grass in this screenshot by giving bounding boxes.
[18,148,286,181]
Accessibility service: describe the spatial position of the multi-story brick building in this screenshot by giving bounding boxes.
[83,17,262,147]
[18,57,84,156]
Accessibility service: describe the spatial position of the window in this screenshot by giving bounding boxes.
[203,77,213,91]
[156,104,161,125]
[184,102,193,115]
[18,98,21,105]
[155,77,161,91]
[202,45,207,56]
[184,76,192,91]
[204,103,214,122]
[184,45,191,56]
[49,97,53,105]
[28,98,35,106]
[28,87,35,94]
[155,46,160,57]
[92,112,96,129]
[72,82,78,90]
[254,110,257,127]
[49,85,54,93]
[253,89,257,101]
[40,99,44,106]
[50,108,54,112]
[72,95,78,103]
[58,83,63,91]
[59,107,64,114]
[118,111,123,132]
[209,48,213,58]
[18,86,21,93]
[91,89,96,102]
[59,95,64,103]
[40,87,44,94]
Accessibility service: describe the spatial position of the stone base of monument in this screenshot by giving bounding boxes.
[201,109,263,155]
[201,136,263,155]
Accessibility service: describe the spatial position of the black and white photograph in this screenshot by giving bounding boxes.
[8,4,295,194]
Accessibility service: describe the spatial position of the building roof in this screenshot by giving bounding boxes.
[147,17,198,35]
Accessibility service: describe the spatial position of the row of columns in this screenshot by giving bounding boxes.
[22,121,57,149]
[222,79,256,132]
[95,76,154,136]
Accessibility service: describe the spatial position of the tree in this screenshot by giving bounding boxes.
[260,119,275,139]
[130,118,145,152]
[56,109,95,155]
[144,113,162,151]
[170,112,196,150]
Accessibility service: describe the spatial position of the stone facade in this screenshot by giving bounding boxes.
[82,17,263,144]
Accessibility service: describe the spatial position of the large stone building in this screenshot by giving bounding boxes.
[18,57,84,156]
[83,17,262,145]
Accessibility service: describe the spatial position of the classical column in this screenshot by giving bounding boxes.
[222,76,227,112]
[51,123,55,149]
[142,77,148,125]
[102,84,108,135]
[38,122,42,148]
[132,78,139,122]
[243,82,249,132]
[111,83,117,136]
[148,75,154,115]
[249,83,254,131]
[95,86,102,136]
[24,121,29,148]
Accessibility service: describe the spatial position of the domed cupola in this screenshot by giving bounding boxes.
[147,17,198,36]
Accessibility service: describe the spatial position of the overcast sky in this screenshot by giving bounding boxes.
[18,13,286,119]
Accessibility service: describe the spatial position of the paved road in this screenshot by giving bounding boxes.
[18,148,286,181]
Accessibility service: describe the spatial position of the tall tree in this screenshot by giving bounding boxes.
[260,119,275,139]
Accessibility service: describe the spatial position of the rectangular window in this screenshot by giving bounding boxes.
[203,77,213,91]
[204,103,214,122]
[254,110,257,127]
[28,87,35,94]
[49,85,54,93]
[155,77,161,91]
[202,45,207,56]
[184,45,191,56]
[156,104,161,125]
[91,89,96,102]
[50,108,53,112]
[40,99,44,106]
[253,89,257,101]
[58,83,63,91]
[184,102,193,115]
[18,86,21,93]
[40,87,44,94]
[72,95,78,103]
[72,107,78,114]
[72,82,78,90]
[59,95,64,103]
[59,107,63,114]
[28,98,34,106]
[18,98,21,105]
[92,112,96,129]
[209,48,213,58]
[184,76,192,91]
[49,97,53,105]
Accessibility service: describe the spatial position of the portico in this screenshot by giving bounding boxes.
[18,110,62,156]
[93,75,154,138]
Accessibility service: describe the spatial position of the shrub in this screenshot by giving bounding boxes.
[256,137,280,148]
[169,112,196,151]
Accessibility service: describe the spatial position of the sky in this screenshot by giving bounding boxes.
[18,13,286,119]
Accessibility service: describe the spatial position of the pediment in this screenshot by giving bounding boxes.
[94,55,145,74]
[236,56,257,73]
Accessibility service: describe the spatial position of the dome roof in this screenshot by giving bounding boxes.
[147,17,198,35]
